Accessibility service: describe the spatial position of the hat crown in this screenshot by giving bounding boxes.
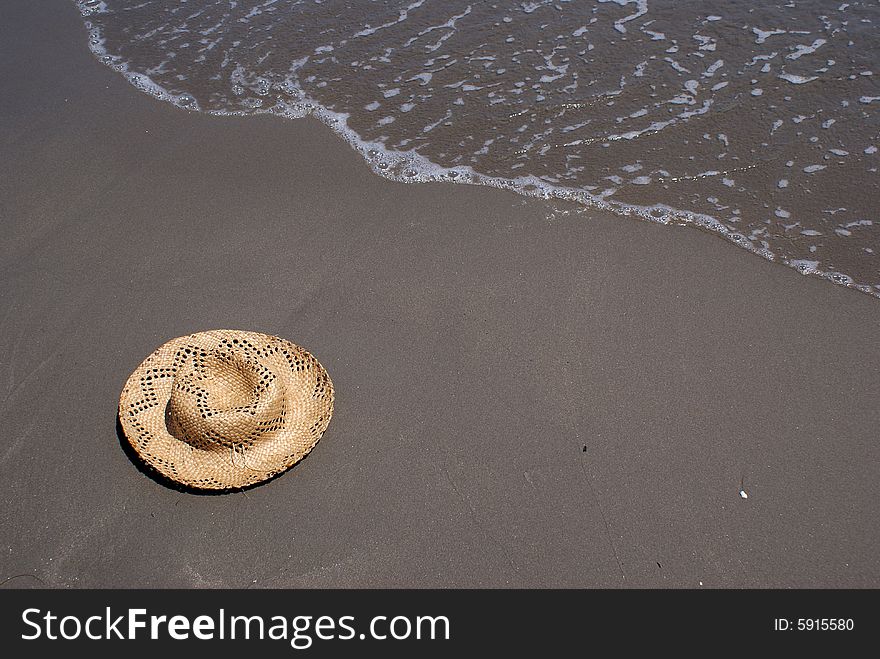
[166,348,287,451]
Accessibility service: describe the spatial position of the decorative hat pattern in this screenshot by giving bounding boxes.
[119,330,334,490]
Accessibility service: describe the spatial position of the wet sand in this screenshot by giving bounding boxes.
[1,1,878,588]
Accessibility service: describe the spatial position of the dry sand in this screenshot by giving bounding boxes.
[1,1,878,588]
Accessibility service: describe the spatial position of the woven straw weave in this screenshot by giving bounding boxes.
[118,330,334,490]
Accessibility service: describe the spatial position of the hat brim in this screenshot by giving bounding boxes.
[118,330,334,490]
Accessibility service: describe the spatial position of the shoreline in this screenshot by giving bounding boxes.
[77,5,880,302]
[1,1,879,588]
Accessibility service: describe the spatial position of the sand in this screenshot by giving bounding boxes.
[1,1,878,588]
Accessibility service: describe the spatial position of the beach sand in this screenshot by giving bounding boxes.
[1,1,878,588]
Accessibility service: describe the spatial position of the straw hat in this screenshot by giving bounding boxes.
[118,330,334,490]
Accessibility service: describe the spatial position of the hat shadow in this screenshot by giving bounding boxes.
[115,414,294,496]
